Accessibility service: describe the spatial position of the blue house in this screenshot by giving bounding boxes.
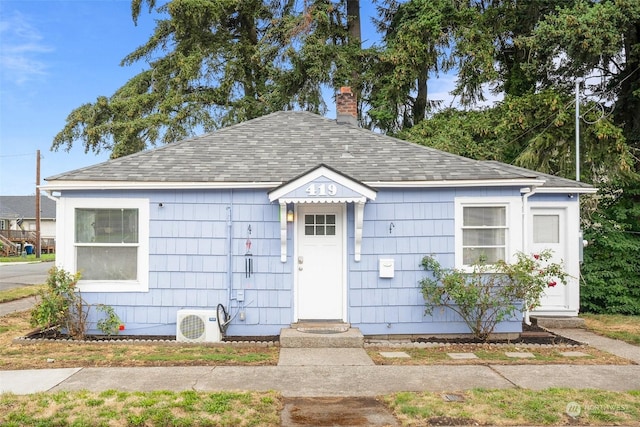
[42,88,595,340]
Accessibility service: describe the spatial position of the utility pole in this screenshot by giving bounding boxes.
[35,150,41,258]
[575,78,582,182]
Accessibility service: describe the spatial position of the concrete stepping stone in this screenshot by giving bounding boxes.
[560,351,590,357]
[447,353,478,360]
[505,352,535,358]
[379,351,411,358]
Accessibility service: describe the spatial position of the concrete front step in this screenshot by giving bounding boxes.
[280,327,364,348]
[531,315,586,329]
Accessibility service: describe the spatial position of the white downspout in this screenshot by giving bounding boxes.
[226,191,234,314]
[43,190,62,267]
[521,186,537,325]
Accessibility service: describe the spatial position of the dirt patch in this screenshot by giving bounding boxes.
[427,416,478,426]
[281,397,399,427]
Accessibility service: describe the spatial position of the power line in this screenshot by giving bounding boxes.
[0,153,35,158]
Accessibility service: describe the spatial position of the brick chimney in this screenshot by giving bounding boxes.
[336,86,357,126]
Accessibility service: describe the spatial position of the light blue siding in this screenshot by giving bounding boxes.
[63,185,527,337]
[346,187,523,335]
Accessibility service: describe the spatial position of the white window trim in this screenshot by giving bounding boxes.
[454,197,522,270]
[59,198,149,292]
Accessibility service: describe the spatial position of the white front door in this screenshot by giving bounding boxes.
[530,208,568,310]
[296,204,345,320]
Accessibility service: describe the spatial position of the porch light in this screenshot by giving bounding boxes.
[287,209,294,222]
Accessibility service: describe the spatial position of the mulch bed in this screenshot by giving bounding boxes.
[19,323,580,346]
[411,323,583,346]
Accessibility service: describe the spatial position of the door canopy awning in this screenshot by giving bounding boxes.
[268,164,377,262]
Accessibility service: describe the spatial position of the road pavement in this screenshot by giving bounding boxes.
[0,261,51,291]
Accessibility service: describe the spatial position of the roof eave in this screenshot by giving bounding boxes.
[41,178,595,193]
[364,178,546,188]
[40,181,283,192]
[534,186,597,194]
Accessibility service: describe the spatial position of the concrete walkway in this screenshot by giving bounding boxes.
[1,291,639,396]
[550,328,640,364]
[1,335,639,396]
[0,297,38,317]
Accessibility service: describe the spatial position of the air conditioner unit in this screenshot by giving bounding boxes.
[176,309,221,343]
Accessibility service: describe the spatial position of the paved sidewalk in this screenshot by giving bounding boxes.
[550,328,640,364]
[0,297,38,317]
[3,363,639,397]
[1,342,639,396]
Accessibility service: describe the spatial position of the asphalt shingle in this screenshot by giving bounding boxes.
[0,196,56,220]
[45,111,588,189]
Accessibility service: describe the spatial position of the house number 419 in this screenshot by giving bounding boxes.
[305,183,337,196]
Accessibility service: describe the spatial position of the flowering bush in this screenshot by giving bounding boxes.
[420,250,569,340]
[31,267,121,339]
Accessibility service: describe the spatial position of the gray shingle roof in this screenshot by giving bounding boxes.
[45,111,589,189]
[0,196,56,219]
[483,161,594,190]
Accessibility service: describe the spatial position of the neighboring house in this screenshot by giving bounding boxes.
[42,88,595,339]
[0,195,57,255]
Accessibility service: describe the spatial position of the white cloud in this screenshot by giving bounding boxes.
[0,11,53,84]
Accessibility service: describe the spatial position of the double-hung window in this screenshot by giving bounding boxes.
[455,197,521,269]
[75,208,139,279]
[62,198,149,292]
[462,206,506,265]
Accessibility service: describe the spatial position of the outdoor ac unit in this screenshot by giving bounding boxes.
[176,310,221,343]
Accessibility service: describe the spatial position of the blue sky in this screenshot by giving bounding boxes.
[1,0,158,195]
[0,1,461,196]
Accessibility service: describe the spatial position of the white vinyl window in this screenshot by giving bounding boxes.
[75,208,139,280]
[61,198,149,292]
[462,206,507,265]
[455,197,521,269]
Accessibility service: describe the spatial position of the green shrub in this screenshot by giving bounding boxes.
[96,304,122,336]
[581,185,640,314]
[31,267,87,339]
[420,251,568,340]
[30,267,122,339]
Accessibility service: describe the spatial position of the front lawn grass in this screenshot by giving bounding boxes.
[0,254,55,263]
[386,388,640,426]
[0,390,283,427]
[0,311,279,370]
[366,344,631,365]
[581,314,640,346]
[0,286,42,303]
[2,389,639,426]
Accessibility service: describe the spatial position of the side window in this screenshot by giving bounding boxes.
[461,206,507,265]
[63,198,149,292]
[75,208,139,280]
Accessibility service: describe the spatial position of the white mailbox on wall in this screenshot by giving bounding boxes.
[379,258,395,278]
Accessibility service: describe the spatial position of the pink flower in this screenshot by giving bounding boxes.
[548,281,557,288]
[533,254,540,260]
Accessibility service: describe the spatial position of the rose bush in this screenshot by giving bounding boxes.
[420,250,569,340]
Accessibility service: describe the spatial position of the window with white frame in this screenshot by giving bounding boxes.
[62,198,149,292]
[75,208,139,280]
[455,197,521,268]
[462,206,506,265]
